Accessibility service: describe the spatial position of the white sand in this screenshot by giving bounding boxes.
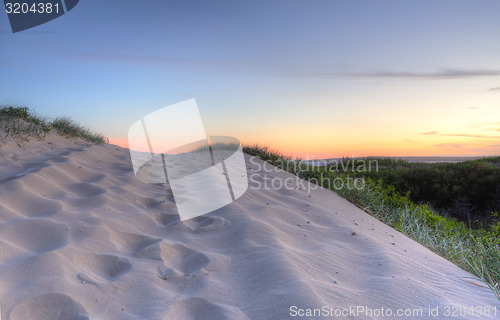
[0,135,498,320]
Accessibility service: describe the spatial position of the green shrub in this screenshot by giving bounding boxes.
[341,158,500,229]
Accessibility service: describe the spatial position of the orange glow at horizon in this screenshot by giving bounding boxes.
[110,134,499,160]
[269,138,500,159]
[109,137,130,149]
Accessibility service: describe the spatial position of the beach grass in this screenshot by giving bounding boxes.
[0,106,105,144]
[51,117,105,144]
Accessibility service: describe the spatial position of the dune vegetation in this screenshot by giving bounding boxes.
[243,144,500,301]
[344,157,500,230]
[0,106,105,144]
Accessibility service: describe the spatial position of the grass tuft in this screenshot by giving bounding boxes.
[243,144,294,168]
[52,117,104,144]
[0,106,105,144]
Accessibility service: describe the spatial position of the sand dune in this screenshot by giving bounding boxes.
[0,136,498,319]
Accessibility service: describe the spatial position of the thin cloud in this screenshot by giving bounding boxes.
[470,143,500,154]
[489,86,500,91]
[433,141,500,155]
[357,69,500,79]
[285,69,500,80]
[419,131,500,139]
[441,133,500,139]
[470,120,500,131]
[433,143,463,149]
[419,131,439,135]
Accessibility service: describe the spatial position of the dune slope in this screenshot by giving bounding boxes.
[0,137,498,320]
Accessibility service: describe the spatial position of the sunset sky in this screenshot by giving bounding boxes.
[1,0,499,158]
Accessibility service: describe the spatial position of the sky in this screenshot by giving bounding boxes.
[1,0,500,158]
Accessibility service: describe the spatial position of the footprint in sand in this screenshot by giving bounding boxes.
[184,215,228,232]
[63,182,107,208]
[66,182,106,197]
[65,167,105,184]
[66,195,106,209]
[152,212,179,227]
[9,293,89,320]
[136,197,164,208]
[135,240,210,276]
[109,232,162,253]
[159,241,209,274]
[77,272,99,286]
[73,253,131,282]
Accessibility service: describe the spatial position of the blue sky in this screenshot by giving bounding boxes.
[1,0,500,157]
